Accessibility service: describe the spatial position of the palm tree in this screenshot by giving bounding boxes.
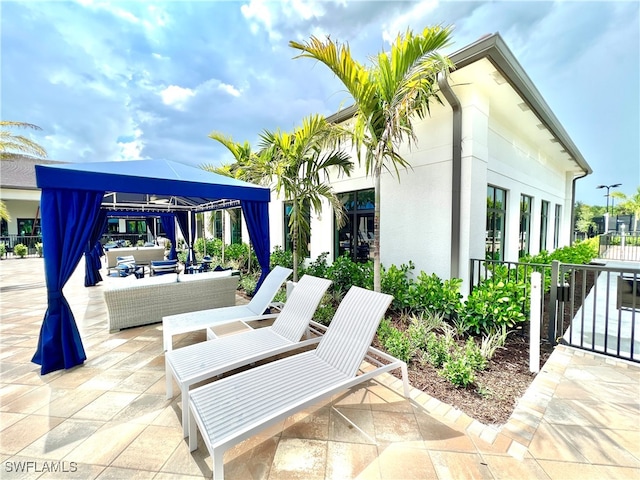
[611,187,640,232]
[258,114,353,281]
[0,121,48,161]
[0,121,48,221]
[290,26,454,291]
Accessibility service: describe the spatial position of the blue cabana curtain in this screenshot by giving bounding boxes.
[145,217,156,243]
[84,210,107,287]
[32,188,105,374]
[160,214,177,260]
[242,200,271,292]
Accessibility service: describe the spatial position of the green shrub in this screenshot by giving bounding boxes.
[327,254,373,295]
[381,262,414,311]
[136,240,145,247]
[464,337,487,371]
[460,279,527,335]
[425,332,452,368]
[377,318,396,344]
[407,272,462,317]
[239,273,258,295]
[304,252,329,279]
[440,355,476,388]
[13,243,28,258]
[35,242,43,257]
[381,325,414,363]
[312,294,337,326]
[270,246,295,270]
[194,238,224,258]
[0,243,5,257]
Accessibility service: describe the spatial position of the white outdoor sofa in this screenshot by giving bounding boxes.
[104,271,239,333]
[105,246,165,268]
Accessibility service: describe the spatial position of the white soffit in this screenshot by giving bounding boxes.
[449,58,584,173]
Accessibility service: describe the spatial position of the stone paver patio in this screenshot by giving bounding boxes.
[1,257,639,479]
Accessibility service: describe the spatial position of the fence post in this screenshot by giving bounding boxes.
[548,260,560,345]
[530,272,541,373]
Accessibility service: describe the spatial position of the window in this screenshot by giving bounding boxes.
[1,219,7,237]
[229,208,242,245]
[17,218,36,236]
[107,218,119,234]
[283,201,310,257]
[554,204,562,249]
[335,189,374,262]
[540,200,549,251]
[519,195,533,257]
[213,211,223,240]
[486,186,506,260]
[126,219,146,234]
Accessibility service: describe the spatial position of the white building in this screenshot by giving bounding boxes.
[267,33,592,290]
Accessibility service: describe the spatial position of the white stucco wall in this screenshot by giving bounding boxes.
[1,195,41,235]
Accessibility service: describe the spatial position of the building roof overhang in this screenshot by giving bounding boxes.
[327,32,592,176]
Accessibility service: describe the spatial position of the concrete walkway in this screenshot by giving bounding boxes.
[1,258,638,479]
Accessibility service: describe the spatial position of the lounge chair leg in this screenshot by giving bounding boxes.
[165,362,173,400]
[401,362,410,398]
[163,332,172,352]
[189,403,197,452]
[212,450,224,480]
[182,386,189,438]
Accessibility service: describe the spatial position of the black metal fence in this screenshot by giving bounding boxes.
[0,235,43,258]
[599,232,640,262]
[470,258,639,363]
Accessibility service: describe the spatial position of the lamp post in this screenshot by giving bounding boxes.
[596,183,621,232]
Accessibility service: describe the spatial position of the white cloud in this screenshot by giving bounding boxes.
[118,128,147,161]
[381,0,440,44]
[240,0,327,42]
[218,82,241,97]
[159,85,195,110]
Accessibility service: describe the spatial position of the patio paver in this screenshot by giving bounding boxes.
[1,257,639,479]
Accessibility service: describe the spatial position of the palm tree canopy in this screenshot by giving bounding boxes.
[258,114,353,225]
[290,26,454,176]
[0,121,48,160]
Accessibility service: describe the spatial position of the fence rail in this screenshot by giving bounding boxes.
[0,235,43,258]
[599,232,640,261]
[470,258,639,363]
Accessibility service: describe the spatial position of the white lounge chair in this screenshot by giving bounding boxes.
[188,286,409,479]
[165,274,332,436]
[162,265,293,352]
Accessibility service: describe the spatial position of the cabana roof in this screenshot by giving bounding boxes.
[36,159,270,212]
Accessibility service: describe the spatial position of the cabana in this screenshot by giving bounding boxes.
[33,159,271,375]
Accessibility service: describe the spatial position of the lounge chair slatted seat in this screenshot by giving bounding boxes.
[188,286,409,479]
[162,266,292,352]
[165,274,332,436]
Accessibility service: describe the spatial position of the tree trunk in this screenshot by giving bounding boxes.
[292,199,299,282]
[373,169,382,292]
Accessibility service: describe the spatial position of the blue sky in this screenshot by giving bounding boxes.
[2,0,638,205]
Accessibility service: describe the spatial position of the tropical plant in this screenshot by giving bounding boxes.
[257,114,353,281]
[611,186,640,231]
[0,121,48,221]
[290,26,454,291]
[0,121,48,161]
[13,243,28,258]
[0,243,6,258]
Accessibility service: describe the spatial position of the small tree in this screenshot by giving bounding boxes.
[290,26,454,291]
[611,187,640,232]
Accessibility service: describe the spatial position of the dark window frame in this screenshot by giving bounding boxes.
[486,185,507,261]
